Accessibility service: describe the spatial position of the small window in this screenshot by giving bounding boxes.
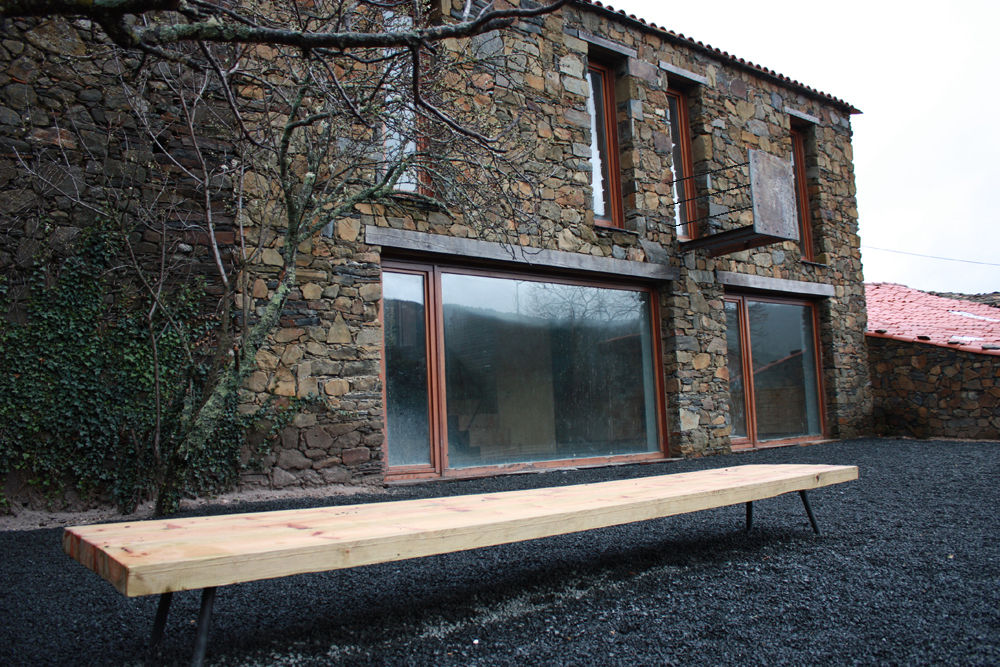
[382,9,423,194]
[666,88,696,239]
[790,126,814,260]
[586,61,624,228]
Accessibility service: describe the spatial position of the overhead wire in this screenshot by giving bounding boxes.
[861,246,1000,268]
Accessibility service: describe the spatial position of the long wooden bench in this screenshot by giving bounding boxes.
[63,463,857,665]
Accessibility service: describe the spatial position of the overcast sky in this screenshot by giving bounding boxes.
[601,0,1000,294]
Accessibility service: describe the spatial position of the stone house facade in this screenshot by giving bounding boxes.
[0,1,872,492]
[245,0,870,488]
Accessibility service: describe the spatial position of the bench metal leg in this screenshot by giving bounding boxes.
[191,587,217,667]
[799,490,821,535]
[745,501,753,532]
[149,592,173,651]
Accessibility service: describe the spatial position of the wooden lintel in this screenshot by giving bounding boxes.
[716,270,836,297]
[577,30,639,58]
[366,225,678,282]
[658,61,710,87]
[785,107,822,126]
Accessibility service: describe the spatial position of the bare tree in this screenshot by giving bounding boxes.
[2,0,569,511]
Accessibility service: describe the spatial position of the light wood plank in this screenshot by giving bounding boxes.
[63,464,857,597]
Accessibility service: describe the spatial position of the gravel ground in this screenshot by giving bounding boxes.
[1,437,998,666]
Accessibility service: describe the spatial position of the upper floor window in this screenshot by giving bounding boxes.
[586,61,624,228]
[790,125,815,260]
[382,8,422,194]
[666,88,696,239]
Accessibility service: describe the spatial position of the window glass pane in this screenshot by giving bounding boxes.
[587,68,611,218]
[791,129,811,257]
[724,301,747,439]
[440,274,658,468]
[666,93,689,234]
[383,271,431,466]
[747,301,822,440]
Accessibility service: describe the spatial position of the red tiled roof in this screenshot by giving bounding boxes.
[866,283,1000,356]
[573,1,861,114]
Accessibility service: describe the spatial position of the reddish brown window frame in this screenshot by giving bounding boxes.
[380,259,670,481]
[790,126,814,260]
[666,88,697,240]
[588,61,625,229]
[725,293,827,451]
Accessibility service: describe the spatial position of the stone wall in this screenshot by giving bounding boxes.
[1,2,872,495]
[867,337,999,440]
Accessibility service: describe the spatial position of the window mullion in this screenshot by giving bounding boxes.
[738,297,758,446]
[428,266,449,473]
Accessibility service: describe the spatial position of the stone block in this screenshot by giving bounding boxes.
[275,328,305,343]
[271,468,298,488]
[262,248,284,266]
[304,426,333,450]
[358,283,381,302]
[302,283,323,300]
[341,447,371,466]
[321,467,351,484]
[246,371,269,393]
[277,448,312,470]
[324,378,350,396]
[337,218,360,242]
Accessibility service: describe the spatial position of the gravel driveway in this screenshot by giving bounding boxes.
[1,437,998,666]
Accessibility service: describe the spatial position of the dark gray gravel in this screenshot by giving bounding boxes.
[2,437,998,666]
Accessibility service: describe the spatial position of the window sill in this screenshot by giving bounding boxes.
[386,451,670,483]
[800,259,829,268]
[594,223,640,237]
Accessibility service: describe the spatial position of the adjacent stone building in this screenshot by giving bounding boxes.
[1,1,872,493]
[866,283,1000,440]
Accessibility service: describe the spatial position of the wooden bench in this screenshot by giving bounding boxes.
[63,463,857,665]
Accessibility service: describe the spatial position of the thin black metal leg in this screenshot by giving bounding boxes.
[191,587,217,667]
[149,591,173,651]
[799,490,821,535]
[745,501,753,532]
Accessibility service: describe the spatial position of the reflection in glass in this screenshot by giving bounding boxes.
[747,301,822,440]
[383,272,431,466]
[725,301,747,439]
[587,67,611,219]
[440,274,658,468]
[666,92,689,235]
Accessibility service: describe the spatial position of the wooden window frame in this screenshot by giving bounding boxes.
[587,60,625,229]
[381,259,669,481]
[790,126,815,261]
[725,293,827,450]
[667,87,697,240]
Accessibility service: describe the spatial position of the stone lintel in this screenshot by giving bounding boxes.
[366,226,678,282]
[785,107,822,126]
[716,270,835,297]
[576,30,639,58]
[658,61,710,87]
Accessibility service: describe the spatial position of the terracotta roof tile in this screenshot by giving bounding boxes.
[865,283,1000,356]
[573,0,861,114]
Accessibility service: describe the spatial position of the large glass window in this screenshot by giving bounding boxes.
[382,265,663,475]
[383,271,432,467]
[725,301,748,439]
[725,296,823,446]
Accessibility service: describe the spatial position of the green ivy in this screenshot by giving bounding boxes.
[0,223,297,514]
